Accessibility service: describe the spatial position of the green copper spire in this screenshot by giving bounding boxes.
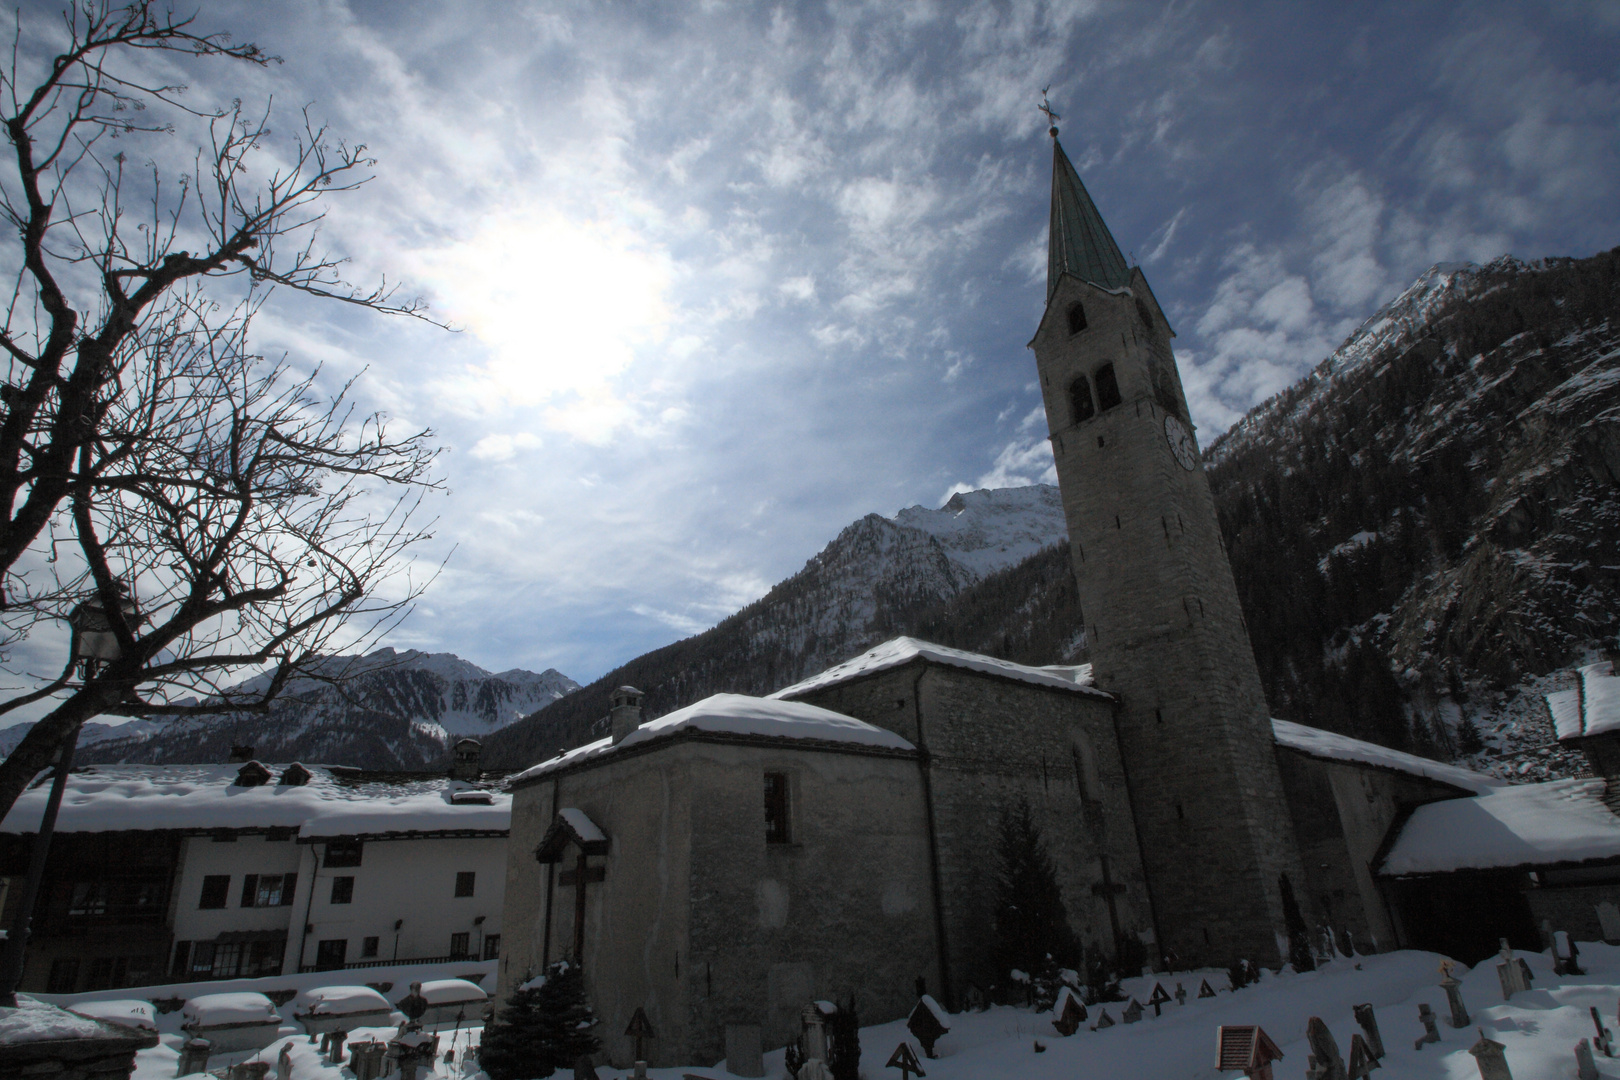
[1048,137,1131,300]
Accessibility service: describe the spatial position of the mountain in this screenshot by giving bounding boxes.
[480,485,1074,766]
[487,248,1620,785]
[1204,248,1620,778]
[69,649,578,770]
[0,718,165,759]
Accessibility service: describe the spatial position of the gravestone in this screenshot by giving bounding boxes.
[802,1004,829,1062]
[574,1057,600,1080]
[1440,964,1471,1028]
[1303,1017,1347,1080]
[1495,939,1533,1000]
[1052,987,1087,1037]
[326,1031,346,1065]
[347,1041,387,1080]
[178,1038,212,1076]
[1346,1034,1379,1079]
[227,1063,269,1080]
[1351,1004,1384,1060]
[625,1007,657,1063]
[1198,979,1218,999]
[1122,998,1143,1024]
[1174,982,1187,1006]
[726,1024,764,1078]
[277,1041,294,1080]
[1468,1029,1511,1080]
[1092,1008,1114,1030]
[1215,1025,1283,1080]
[1413,1005,1440,1050]
[1554,931,1584,976]
[1592,1006,1615,1057]
[885,1042,925,1080]
[398,983,429,1026]
[1596,901,1620,943]
[906,997,949,1058]
[1148,983,1172,1017]
[1577,1038,1599,1080]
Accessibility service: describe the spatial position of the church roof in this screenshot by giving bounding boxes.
[1549,661,1620,742]
[1380,777,1620,876]
[1048,137,1132,301]
[768,636,1112,701]
[508,693,915,784]
[1271,718,1505,796]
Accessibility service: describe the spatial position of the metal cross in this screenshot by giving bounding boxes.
[1038,88,1061,135]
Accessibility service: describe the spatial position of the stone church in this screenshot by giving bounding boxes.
[498,132,1523,1069]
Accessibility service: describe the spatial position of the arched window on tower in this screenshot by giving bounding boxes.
[1067,302,1087,335]
[1095,363,1123,410]
[1069,376,1095,424]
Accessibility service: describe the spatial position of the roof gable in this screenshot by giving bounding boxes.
[770,636,1111,702]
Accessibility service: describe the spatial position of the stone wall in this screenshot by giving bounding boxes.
[789,659,1152,998]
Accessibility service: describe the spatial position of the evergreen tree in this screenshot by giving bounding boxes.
[1457,715,1485,755]
[1278,875,1315,972]
[991,798,1079,995]
[827,996,861,1080]
[479,961,601,1080]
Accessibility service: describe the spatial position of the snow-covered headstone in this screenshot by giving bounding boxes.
[1554,930,1584,976]
[348,1040,388,1080]
[1468,1029,1511,1080]
[177,1038,211,1076]
[1092,1008,1114,1030]
[1352,1004,1384,1060]
[1413,1005,1440,1050]
[906,996,949,1058]
[1495,940,1533,1000]
[1215,1025,1283,1080]
[1304,1017,1347,1080]
[1596,901,1620,943]
[1122,998,1143,1024]
[1051,987,1087,1037]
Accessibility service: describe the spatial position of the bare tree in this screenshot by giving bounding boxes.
[0,1,443,824]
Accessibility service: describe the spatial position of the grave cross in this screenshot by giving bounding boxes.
[625,1007,657,1063]
[1413,1005,1440,1051]
[559,849,606,962]
[1346,1034,1379,1079]
[1352,1004,1384,1061]
[1592,1006,1614,1057]
[886,1041,926,1080]
[1148,983,1172,1017]
[1198,979,1218,999]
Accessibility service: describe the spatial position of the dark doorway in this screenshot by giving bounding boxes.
[1387,872,1539,964]
[314,938,348,971]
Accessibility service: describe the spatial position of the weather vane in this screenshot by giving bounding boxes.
[1039,87,1061,138]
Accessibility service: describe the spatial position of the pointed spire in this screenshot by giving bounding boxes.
[1047,137,1131,300]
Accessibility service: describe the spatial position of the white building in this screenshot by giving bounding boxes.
[0,755,509,993]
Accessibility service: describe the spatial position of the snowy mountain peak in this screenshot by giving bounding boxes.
[892,484,1067,582]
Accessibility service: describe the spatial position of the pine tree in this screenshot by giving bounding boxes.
[1279,874,1315,972]
[827,996,860,1080]
[992,798,1079,997]
[479,961,601,1080]
[1457,715,1485,755]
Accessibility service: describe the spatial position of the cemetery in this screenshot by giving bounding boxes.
[13,935,1620,1079]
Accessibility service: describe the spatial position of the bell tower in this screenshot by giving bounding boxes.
[1029,127,1305,966]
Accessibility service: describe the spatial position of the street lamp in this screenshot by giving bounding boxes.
[0,587,135,1003]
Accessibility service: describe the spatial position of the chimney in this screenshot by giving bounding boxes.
[228,745,255,763]
[450,738,483,782]
[610,686,644,745]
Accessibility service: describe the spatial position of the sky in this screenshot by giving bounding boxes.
[4,0,1620,705]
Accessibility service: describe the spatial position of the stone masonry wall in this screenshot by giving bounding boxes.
[790,659,1152,1000]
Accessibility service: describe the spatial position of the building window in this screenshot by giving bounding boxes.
[454,871,476,898]
[47,958,79,994]
[450,932,471,959]
[240,873,295,907]
[170,941,192,978]
[189,942,216,977]
[199,875,230,909]
[483,934,501,961]
[1135,296,1154,329]
[362,936,380,959]
[315,939,347,971]
[1095,363,1123,410]
[764,772,791,844]
[331,876,355,904]
[1069,376,1095,424]
[210,942,244,980]
[1067,302,1087,334]
[324,840,363,868]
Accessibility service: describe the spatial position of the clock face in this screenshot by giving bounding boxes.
[1165,414,1198,471]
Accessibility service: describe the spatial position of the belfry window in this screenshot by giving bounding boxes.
[764,772,791,844]
[1067,302,1087,335]
[1068,377,1095,424]
[1095,363,1123,410]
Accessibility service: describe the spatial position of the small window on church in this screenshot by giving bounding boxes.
[764,772,790,844]
[1135,296,1154,329]
[1067,303,1087,335]
[1095,363,1123,410]
[1068,377,1095,424]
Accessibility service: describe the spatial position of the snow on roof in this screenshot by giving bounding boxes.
[182,992,281,1028]
[512,694,914,783]
[768,637,1110,701]
[65,999,157,1032]
[1272,718,1505,795]
[414,979,487,1005]
[0,763,510,837]
[293,986,392,1017]
[1549,662,1620,743]
[1,996,111,1044]
[1381,778,1620,876]
[559,807,606,844]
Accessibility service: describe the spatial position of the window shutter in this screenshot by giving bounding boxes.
[281,873,297,905]
[240,874,259,908]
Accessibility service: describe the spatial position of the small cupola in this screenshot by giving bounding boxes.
[233,761,272,787]
[610,686,644,745]
[227,744,255,763]
[450,737,483,782]
[278,762,312,787]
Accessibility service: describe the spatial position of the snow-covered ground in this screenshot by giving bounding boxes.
[76,945,1620,1079]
